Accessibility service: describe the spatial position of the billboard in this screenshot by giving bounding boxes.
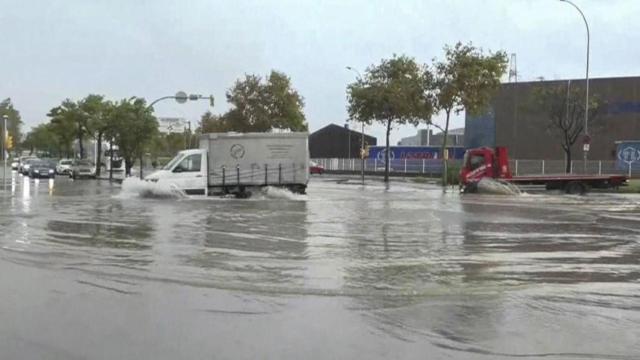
[616,141,640,172]
[367,146,466,161]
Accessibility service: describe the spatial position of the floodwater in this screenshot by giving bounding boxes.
[1,172,639,360]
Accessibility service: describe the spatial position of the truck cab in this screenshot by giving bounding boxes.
[145,149,207,195]
[460,146,511,187]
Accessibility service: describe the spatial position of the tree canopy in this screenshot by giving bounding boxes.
[214,70,307,133]
[347,54,434,182]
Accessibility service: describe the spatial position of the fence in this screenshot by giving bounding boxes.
[312,158,638,177]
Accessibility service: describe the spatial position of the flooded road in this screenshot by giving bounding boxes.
[1,173,639,359]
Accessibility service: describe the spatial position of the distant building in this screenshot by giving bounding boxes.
[158,117,187,134]
[465,76,640,160]
[309,123,377,158]
[398,127,465,147]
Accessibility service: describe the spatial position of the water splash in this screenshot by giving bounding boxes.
[258,186,307,201]
[476,178,522,195]
[115,177,188,199]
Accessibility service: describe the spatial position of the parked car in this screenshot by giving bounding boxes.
[10,159,19,170]
[20,158,40,175]
[69,159,96,179]
[18,156,38,174]
[309,161,324,175]
[28,159,56,178]
[56,158,74,175]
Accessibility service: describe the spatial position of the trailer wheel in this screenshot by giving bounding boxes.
[565,181,586,195]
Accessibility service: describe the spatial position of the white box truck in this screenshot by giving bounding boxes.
[145,132,309,197]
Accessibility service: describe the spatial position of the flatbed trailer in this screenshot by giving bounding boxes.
[507,174,628,194]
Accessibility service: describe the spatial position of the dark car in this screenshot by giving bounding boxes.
[69,159,96,179]
[28,160,56,178]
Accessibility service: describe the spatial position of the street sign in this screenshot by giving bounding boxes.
[583,143,590,152]
[583,134,592,144]
[175,91,188,104]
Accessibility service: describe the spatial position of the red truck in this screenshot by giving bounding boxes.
[460,147,628,194]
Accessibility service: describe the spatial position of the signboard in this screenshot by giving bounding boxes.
[615,141,640,175]
[367,146,466,161]
[583,143,590,152]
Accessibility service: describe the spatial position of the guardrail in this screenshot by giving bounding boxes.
[312,158,638,177]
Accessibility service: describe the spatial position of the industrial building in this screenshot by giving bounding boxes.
[398,127,465,147]
[465,76,640,161]
[309,123,377,158]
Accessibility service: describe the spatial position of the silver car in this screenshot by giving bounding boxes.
[56,159,73,175]
[69,159,96,179]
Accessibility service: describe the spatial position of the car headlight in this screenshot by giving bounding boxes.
[34,169,39,173]
[49,169,54,173]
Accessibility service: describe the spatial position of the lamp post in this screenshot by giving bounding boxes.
[346,66,366,185]
[2,114,6,191]
[559,0,590,172]
[140,92,214,179]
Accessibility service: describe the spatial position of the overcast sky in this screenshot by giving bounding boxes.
[1,0,638,144]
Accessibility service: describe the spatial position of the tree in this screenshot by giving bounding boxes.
[200,111,228,133]
[23,123,61,156]
[109,98,158,176]
[432,42,508,186]
[48,99,90,158]
[81,94,111,176]
[347,55,434,182]
[220,70,308,132]
[0,98,23,151]
[530,81,603,173]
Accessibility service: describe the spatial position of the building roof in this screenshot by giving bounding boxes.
[310,123,375,140]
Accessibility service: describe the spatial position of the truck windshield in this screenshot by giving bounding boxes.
[163,154,184,170]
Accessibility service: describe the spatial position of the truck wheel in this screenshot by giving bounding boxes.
[565,181,586,195]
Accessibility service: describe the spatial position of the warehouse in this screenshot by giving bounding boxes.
[309,123,377,158]
[465,76,640,161]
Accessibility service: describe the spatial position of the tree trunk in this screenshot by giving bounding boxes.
[125,158,133,177]
[384,118,392,183]
[77,125,84,159]
[565,148,572,174]
[139,153,144,179]
[109,141,114,181]
[440,111,451,189]
[96,132,103,177]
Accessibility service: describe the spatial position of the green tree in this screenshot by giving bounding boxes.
[347,55,434,182]
[48,99,90,158]
[81,94,111,176]
[23,123,60,156]
[0,98,23,151]
[109,98,158,176]
[200,111,228,133]
[529,81,602,173]
[432,42,508,186]
[220,70,308,132]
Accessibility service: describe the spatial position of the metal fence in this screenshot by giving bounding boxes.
[312,158,638,177]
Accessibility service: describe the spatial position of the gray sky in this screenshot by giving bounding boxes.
[1,0,638,144]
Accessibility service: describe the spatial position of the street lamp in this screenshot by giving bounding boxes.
[559,0,590,172]
[136,91,214,179]
[2,114,7,191]
[346,66,366,185]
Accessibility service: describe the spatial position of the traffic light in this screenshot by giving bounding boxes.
[5,135,13,150]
